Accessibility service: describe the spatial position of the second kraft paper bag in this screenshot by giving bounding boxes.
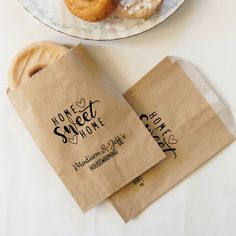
[7,44,165,212]
[110,57,236,222]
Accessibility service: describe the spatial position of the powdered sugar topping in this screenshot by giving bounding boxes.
[119,0,157,15]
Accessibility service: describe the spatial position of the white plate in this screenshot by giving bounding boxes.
[19,0,185,40]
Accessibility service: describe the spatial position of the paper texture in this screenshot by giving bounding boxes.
[111,58,235,222]
[7,44,165,212]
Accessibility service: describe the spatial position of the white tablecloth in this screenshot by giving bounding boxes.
[1,0,236,235]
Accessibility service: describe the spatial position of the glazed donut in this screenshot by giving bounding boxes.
[114,0,162,19]
[64,0,116,22]
[8,42,69,90]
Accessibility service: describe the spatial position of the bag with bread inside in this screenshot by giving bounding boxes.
[7,42,165,212]
[110,57,236,222]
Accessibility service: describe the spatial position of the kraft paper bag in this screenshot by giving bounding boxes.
[7,44,165,212]
[110,57,236,222]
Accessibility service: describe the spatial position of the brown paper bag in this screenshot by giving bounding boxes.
[7,44,165,212]
[110,58,236,222]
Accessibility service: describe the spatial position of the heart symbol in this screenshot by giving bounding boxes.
[168,134,178,145]
[76,98,86,110]
[68,135,78,145]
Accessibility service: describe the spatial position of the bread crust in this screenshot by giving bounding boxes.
[8,42,68,90]
[64,0,116,22]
